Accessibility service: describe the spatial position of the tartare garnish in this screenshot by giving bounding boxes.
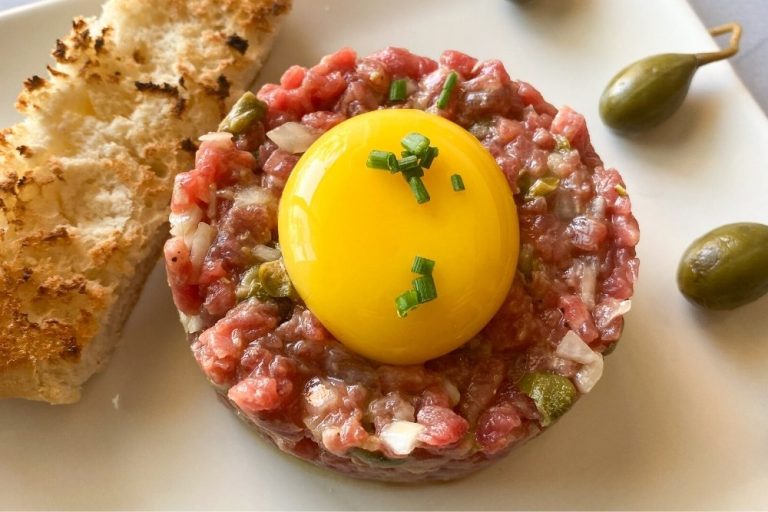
[366,132,442,204]
[450,174,465,191]
[408,176,430,204]
[396,256,438,318]
[366,149,398,171]
[388,78,407,102]
[410,255,435,275]
[401,132,430,156]
[217,91,267,134]
[436,71,458,109]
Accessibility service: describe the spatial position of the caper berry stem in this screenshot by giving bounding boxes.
[695,22,742,67]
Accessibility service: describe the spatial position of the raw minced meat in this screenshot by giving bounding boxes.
[163,47,640,481]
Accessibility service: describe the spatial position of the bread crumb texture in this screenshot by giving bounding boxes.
[0,0,291,403]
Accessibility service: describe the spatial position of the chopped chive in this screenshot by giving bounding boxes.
[397,154,420,171]
[436,71,458,109]
[401,150,414,158]
[366,150,398,171]
[388,79,407,102]
[408,176,430,204]
[395,289,420,318]
[401,132,430,156]
[401,166,424,181]
[411,256,435,275]
[420,146,439,169]
[614,184,628,197]
[413,275,438,303]
[451,174,465,191]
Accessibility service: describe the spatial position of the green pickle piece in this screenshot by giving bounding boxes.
[519,372,577,427]
[218,91,268,135]
[258,259,295,298]
[349,448,407,468]
[236,266,269,301]
[526,176,560,199]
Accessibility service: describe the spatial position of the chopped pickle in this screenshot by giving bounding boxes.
[349,448,406,468]
[517,243,536,278]
[519,372,577,427]
[526,176,560,199]
[516,171,535,197]
[218,91,267,135]
[553,134,571,152]
[614,184,628,197]
[236,266,269,301]
[258,259,295,298]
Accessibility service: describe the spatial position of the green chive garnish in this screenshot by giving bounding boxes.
[436,71,458,109]
[401,132,430,157]
[366,150,398,172]
[411,256,435,275]
[389,79,407,102]
[401,167,424,181]
[420,146,439,169]
[396,289,420,318]
[413,275,438,303]
[451,174,465,191]
[397,154,420,171]
[408,176,430,204]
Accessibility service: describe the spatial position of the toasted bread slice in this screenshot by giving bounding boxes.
[0,0,291,404]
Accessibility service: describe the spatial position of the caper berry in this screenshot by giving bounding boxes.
[677,223,768,310]
[600,53,698,134]
[600,23,742,134]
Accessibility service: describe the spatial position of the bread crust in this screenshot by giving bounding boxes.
[0,0,291,403]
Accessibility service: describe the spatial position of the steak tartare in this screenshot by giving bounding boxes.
[164,47,640,481]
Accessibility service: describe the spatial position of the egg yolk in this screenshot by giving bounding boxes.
[278,109,519,364]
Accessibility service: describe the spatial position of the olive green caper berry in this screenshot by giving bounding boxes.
[677,222,768,310]
[599,23,742,134]
[600,53,698,134]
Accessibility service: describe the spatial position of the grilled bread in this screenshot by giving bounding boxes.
[0,0,291,404]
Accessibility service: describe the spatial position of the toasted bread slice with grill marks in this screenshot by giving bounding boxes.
[0,0,291,404]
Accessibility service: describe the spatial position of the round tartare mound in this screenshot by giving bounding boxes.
[163,47,640,481]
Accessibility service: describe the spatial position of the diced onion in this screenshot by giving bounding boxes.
[233,186,274,209]
[444,380,461,407]
[305,379,336,410]
[379,420,426,456]
[169,205,203,237]
[199,131,233,143]
[578,257,598,310]
[574,354,604,393]
[266,122,320,154]
[404,77,419,96]
[605,299,632,324]
[555,330,598,365]
[187,222,217,270]
[588,196,606,219]
[179,312,203,334]
[252,244,281,262]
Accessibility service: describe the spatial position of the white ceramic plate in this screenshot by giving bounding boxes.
[2,0,768,509]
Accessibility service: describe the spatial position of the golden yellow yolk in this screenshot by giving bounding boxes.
[278,109,519,364]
